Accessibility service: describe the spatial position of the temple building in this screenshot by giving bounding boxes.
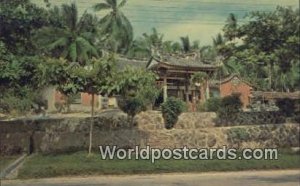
[43,55,255,111]
[146,54,217,105]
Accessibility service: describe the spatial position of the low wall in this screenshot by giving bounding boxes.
[135,111,299,149]
[216,111,286,126]
[135,111,217,130]
[0,112,147,155]
[0,111,299,155]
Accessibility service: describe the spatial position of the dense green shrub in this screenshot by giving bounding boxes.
[117,96,146,124]
[0,95,32,114]
[217,94,242,125]
[161,97,185,129]
[205,97,222,112]
[0,88,46,115]
[114,68,160,124]
[276,98,296,117]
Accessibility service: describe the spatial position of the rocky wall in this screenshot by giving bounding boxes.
[1,111,299,155]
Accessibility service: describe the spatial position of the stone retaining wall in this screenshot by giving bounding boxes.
[135,111,217,130]
[0,111,299,155]
[216,111,286,126]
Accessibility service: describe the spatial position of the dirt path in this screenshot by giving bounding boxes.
[2,169,299,186]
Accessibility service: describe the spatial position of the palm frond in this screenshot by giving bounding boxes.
[61,3,78,31]
[47,37,69,50]
[106,0,117,8]
[118,0,127,8]
[69,42,77,62]
[93,3,111,11]
[76,37,99,58]
[180,36,191,53]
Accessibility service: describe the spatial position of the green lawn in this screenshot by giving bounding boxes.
[18,150,300,179]
[0,156,19,172]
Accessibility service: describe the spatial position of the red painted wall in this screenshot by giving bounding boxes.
[54,91,66,104]
[54,91,98,106]
[81,93,98,106]
[220,80,252,108]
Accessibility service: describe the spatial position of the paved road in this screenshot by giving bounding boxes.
[1,170,300,186]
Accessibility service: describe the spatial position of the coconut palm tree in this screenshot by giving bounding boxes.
[211,33,238,79]
[34,3,99,65]
[180,36,191,53]
[212,33,225,48]
[93,0,133,53]
[142,27,164,55]
[127,28,164,58]
[179,36,200,54]
[223,13,238,41]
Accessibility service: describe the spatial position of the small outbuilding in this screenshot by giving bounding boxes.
[210,74,254,108]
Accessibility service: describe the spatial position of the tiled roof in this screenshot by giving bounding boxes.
[209,74,254,87]
[148,54,217,69]
[115,54,217,71]
[115,58,148,70]
[160,55,216,68]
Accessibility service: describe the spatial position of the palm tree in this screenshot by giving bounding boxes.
[211,33,240,83]
[93,0,133,53]
[223,13,238,41]
[127,28,164,58]
[212,33,225,48]
[171,42,182,53]
[180,36,200,54]
[142,28,164,56]
[34,3,99,65]
[200,45,217,62]
[180,36,191,53]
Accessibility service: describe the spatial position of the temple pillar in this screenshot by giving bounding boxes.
[185,75,190,103]
[163,75,168,102]
[206,80,210,100]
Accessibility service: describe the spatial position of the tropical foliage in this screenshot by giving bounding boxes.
[93,0,133,53]
[127,28,164,58]
[111,67,160,123]
[217,94,243,125]
[0,0,299,115]
[161,97,186,129]
[221,7,300,91]
[0,0,49,55]
[127,28,202,59]
[34,3,99,64]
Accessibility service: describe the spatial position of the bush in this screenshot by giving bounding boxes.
[205,97,222,112]
[117,96,146,124]
[161,97,185,129]
[276,98,296,117]
[0,95,32,114]
[0,88,46,115]
[217,94,242,125]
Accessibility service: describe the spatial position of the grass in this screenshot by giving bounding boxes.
[0,155,19,172]
[18,150,300,179]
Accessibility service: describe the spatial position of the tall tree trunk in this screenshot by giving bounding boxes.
[88,93,95,155]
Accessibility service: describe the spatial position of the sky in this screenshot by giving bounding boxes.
[33,0,299,45]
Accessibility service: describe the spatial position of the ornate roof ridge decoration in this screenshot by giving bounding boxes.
[115,57,149,70]
[147,54,218,70]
